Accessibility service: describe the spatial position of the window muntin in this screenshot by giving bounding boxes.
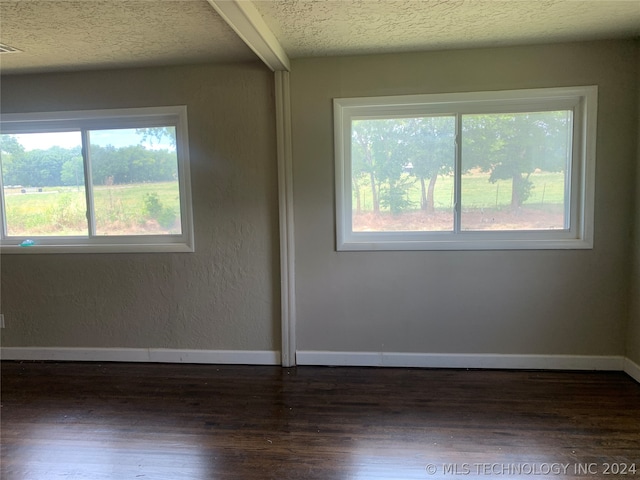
[334,87,597,251]
[0,106,193,253]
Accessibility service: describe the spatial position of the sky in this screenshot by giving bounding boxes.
[9,128,175,152]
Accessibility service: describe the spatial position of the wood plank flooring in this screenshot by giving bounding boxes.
[1,362,639,479]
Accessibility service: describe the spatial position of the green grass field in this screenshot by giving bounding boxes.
[3,181,181,236]
[353,171,565,212]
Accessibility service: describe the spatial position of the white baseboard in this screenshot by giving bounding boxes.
[0,347,281,365]
[296,350,625,371]
[624,357,640,383]
[1,347,635,378]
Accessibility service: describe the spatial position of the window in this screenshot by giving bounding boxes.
[0,106,194,253]
[334,86,597,251]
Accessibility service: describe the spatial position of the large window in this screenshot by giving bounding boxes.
[334,86,597,250]
[0,106,194,253]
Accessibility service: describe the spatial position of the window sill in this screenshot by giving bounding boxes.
[0,242,194,254]
[338,234,593,251]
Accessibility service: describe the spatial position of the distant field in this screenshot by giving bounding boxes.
[3,182,181,236]
[352,171,567,232]
[353,171,565,212]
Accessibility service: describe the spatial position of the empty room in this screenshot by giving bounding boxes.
[1,1,639,479]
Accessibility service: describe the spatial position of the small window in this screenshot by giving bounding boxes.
[334,86,597,250]
[0,106,194,253]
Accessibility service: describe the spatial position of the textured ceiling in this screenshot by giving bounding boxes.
[252,0,640,57]
[0,0,257,74]
[0,0,638,75]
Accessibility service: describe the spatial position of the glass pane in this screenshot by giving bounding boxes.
[351,116,455,232]
[0,132,87,237]
[89,127,181,236]
[461,111,571,231]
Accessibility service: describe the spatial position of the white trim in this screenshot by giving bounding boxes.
[0,243,194,254]
[624,357,640,383]
[0,347,280,365]
[334,86,597,251]
[1,347,635,376]
[275,71,297,367]
[0,105,188,127]
[0,105,195,254]
[297,350,624,371]
[207,0,290,72]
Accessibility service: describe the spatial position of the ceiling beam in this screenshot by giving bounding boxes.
[207,0,290,72]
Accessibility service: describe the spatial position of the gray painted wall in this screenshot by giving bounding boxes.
[627,43,640,366]
[1,40,639,363]
[0,62,281,351]
[291,40,638,356]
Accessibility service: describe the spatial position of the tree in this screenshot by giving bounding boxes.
[0,135,24,157]
[406,117,455,213]
[1,144,80,187]
[0,135,26,185]
[462,111,570,210]
[352,119,415,214]
[90,143,178,185]
[61,155,84,187]
[2,135,86,187]
[90,144,124,185]
[135,127,177,148]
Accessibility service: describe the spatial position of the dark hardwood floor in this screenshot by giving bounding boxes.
[1,362,639,479]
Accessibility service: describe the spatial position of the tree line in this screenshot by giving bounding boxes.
[352,111,570,214]
[0,135,178,188]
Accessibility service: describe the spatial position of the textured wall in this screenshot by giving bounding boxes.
[291,40,637,356]
[0,62,281,351]
[627,42,640,366]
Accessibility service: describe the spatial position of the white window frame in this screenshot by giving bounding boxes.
[334,86,597,251]
[0,105,194,254]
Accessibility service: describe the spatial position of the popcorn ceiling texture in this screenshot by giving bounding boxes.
[253,0,640,57]
[2,0,638,75]
[0,0,257,74]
